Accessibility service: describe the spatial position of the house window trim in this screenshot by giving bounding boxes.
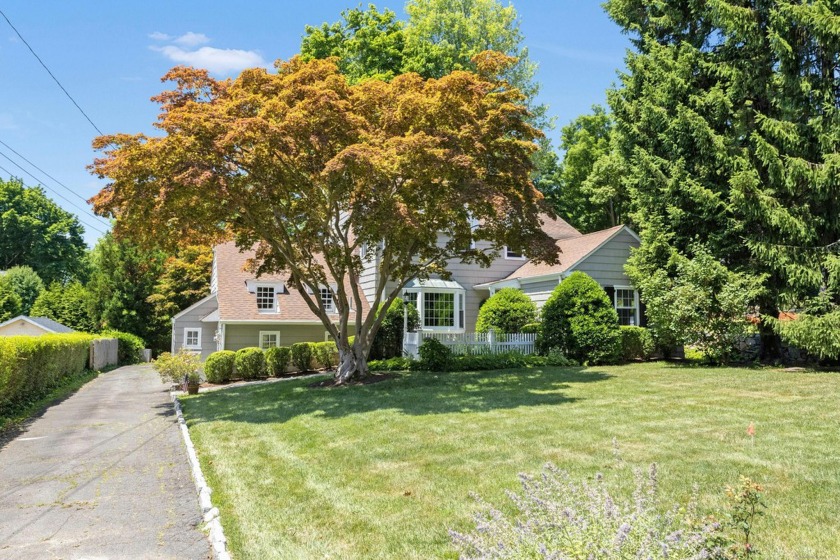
[256,285,279,314]
[259,330,281,349]
[613,285,640,327]
[183,328,202,350]
[404,286,466,333]
[504,246,527,260]
[320,287,337,314]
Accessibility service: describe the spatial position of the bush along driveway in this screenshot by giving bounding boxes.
[0,364,210,559]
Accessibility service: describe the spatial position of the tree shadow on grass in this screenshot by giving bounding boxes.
[181,367,612,426]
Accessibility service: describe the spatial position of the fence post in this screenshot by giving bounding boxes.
[488,329,495,353]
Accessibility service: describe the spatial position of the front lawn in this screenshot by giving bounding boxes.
[180,363,840,559]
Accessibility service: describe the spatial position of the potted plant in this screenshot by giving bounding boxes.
[153,348,202,393]
[186,371,201,395]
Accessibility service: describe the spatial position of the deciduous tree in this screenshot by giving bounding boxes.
[0,266,44,316]
[90,54,557,382]
[30,281,96,332]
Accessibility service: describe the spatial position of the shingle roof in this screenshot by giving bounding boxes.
[538,213,582,241]
[214,242,369,323]
[503,225,625,281]
[0,315,75,333]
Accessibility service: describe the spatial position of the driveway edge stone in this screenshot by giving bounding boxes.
[171,392,232,560]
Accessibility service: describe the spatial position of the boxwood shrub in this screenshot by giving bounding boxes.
[265,346,291,377]
[620,326,656,361]
[290,342,314,372]
[313,341,338,370]
[476,288,538,334]
[204,350,236,383]
[234,347,266,380]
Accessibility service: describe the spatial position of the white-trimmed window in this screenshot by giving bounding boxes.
[256,286,277,312]
[320,287,336,313]
[423,292,456,328]
[614,287,640,326]
[184,328,202,350]
[504,246,526,260]
[259,331,281,349]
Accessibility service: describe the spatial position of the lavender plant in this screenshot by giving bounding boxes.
[451,462,756,560]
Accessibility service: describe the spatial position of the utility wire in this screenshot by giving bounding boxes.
[0,138,94,205]
[0,8,103,136]
[0,152,109,234]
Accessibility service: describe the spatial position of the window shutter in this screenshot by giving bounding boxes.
[604,286,616,307]
[639,299,647,328]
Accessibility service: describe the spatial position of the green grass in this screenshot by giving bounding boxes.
[180,363,840,559]
[0,369,99,434]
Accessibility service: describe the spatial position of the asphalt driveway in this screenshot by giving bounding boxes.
[0,365,210,560]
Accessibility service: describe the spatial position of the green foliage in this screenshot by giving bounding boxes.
[154,348,201,385]
[146,245,213,331]
[626,240,765,364]
[0,178,87,284]
[725,477,767,558]
[418,337,452,372]
[301,5,405,83]
[602,0,840,359]
[86,234,167,352]
[0,266,44,315]
[520,322,540,334]
[551,106,627,232]
[235,348,267,380]
[101,330,145,365]
[205,350,236,383]
[370,298,418,360]
[476,288,537,334]
[620,326,656,361]
[0,333,95,418]
[369,350,577,373]
[30,281,96,332]
[290,343,314,373]
[540,272,621,364]
[0,285,22,322]
[367,356,414,372]
[452,460,764,559]
[265,346,291,377]
[313,341,339,370]
[772,311,840,361]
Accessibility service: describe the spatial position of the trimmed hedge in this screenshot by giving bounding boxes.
[235,347,266,380]
[313,341,339,370]
[620,326,656,361]
[205,350,236,383]
[265,346,292,377]
[101,330,145,365]
[476,288,538,334]
[0,333,95,418]
[291,343,314,372]
[367,350,578,373]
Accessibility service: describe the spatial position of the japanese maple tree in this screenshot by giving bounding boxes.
[90,52,557,382]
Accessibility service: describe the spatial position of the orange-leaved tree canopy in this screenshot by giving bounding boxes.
[90,51,558,383]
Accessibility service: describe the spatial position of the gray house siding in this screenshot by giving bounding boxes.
[171,296,218,360]
[572,229,638,288]
[223,323,355,351]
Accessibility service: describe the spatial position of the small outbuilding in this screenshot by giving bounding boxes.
[0,316,75,337]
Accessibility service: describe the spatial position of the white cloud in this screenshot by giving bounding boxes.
[149,31,171,41]
[151,45,267,75]
[173,32,210,47]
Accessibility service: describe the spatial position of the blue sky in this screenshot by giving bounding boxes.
[0,1,629,247]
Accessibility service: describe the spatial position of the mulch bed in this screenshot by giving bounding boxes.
[308,373,397,389]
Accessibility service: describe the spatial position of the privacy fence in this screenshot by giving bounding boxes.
[403,331,537,358]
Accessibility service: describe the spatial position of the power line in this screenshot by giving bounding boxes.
[0,8,103,136]
[0,153,109,235]
[0,138,95,205]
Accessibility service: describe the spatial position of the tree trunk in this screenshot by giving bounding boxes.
[335,338,370,384]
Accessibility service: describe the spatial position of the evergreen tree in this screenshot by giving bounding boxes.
[604,0,840,357]
[0,266,44,316]
[30,281,96,332]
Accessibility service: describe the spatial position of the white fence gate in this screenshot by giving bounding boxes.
[403,331,537,358]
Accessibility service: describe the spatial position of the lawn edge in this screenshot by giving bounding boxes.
[171,392,232,560]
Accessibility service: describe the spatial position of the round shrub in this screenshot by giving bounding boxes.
[418,337,452,372]
[265,346,291,377]
[540,272,621,365]
[234,347,266,380]
[476,288,538,334]
[204,350,235,383]
[313,341,339,370]
[290,342,314,372]
[620,326,655,361]
[520,322,541,334]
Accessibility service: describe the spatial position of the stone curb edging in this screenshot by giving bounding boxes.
[170,392,231,560]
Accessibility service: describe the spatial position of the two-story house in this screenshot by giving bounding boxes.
[172,216,641,359]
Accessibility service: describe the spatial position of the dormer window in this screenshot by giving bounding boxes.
[256,286,277,312]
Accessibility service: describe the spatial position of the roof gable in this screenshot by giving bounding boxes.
[0,315,74,333]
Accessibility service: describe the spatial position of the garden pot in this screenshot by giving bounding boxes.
[187,382,200,395]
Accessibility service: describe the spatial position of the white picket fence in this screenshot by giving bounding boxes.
[403,331,537,358]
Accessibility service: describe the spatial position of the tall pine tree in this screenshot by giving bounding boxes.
[606,0,840,358]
